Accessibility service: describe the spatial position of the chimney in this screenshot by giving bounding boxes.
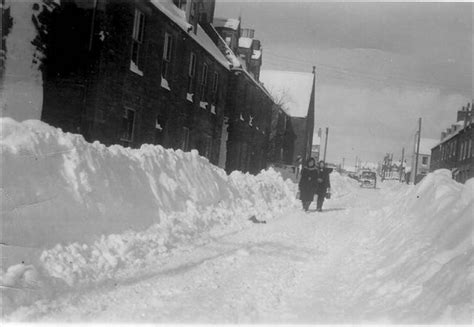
[451,124,458,132]
[241,28,255,38]
[457,106,467,122]
[446,127,452,134]
[441,131,446,140]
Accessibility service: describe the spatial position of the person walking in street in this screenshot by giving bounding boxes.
[298,157,318,211]
[315,160,331,212]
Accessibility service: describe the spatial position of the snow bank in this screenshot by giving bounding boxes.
[328,171,360,198]
[353,170,473,323]
[0,118,295,315]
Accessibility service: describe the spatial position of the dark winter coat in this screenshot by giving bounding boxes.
[298,167,318,201]
[314,168,331,195]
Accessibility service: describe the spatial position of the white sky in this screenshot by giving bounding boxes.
[215,1,472,164]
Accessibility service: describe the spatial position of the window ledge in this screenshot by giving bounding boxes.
[130,61,143,76]
[161,77,171,91]
[186,93,194,102]
[200,101,208,109]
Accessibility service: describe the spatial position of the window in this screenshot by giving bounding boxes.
[211,72,219,104]
[204,136,212,159]
[121,108,135,143]
[131,9,145,72]
[173,0,187,10]
[162,33,173,80]
[239,143,248,170]
[187,52,197,95]
[181,127,190,151]
[422,156,428,165]
[200,63,208,101]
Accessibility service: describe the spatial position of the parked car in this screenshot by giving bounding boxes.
[360,171,377,188]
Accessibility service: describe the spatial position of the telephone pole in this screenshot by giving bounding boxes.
[413,118,422,184]
[323,127,329,162]
[399,147,405,182]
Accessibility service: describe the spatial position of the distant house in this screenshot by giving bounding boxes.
[260,70,316,164]
[430,104,473,183]
[311,135,321,161]
[412,138,439,182]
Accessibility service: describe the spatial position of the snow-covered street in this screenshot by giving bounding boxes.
[8,178,472,324]
[1,1,472,325]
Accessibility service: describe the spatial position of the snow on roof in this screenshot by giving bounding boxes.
[251,49,261,60]
[150,0,230,70]
[260,70,314,118]
[213,17,240,30]
[209,25,241,68]
[238,37,253,48]
[418,138,439,155]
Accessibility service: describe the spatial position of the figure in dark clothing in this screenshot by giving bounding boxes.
[314,161,331,211]
[298,157,318,211]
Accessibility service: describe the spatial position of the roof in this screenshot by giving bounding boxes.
[232,67,273,100]
[260,70,314,118]
[209,25,241,68]
[418,138,439,155]
[150,0,230,70]
[213,17,240,30]
[238,37,253,48]
[434,120,472,148]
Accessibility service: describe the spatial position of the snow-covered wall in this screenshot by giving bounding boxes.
[1,0,44,121]
[0,118,296,313]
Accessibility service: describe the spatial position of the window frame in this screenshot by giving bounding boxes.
[187,52,197,95]
[162,32,174,79]
[120,108,136,143]
[200,63,208,101]
[421,156,428,165]
[130,9,145,71]
[203,135,212,159]
[182,127,190,151]
[211,71,219,105]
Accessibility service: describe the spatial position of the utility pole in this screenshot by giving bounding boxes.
[414,118,422,184]
[400,147,405,182]
[323,127,329,162]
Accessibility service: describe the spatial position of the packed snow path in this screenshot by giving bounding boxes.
[14,179,470,324]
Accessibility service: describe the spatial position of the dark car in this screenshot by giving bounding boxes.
[360,171,377,188]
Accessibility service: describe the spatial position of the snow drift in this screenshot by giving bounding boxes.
[0,118,296,315]
[350,169,473,323]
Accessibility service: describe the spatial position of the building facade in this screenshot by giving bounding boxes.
[430,104,473,183]
[33,0,295,174]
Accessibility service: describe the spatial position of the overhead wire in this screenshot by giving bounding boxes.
[263,52,467,91]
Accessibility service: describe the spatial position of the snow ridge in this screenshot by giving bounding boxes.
[0,118,296,315]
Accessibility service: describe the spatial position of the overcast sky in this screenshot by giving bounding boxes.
[216,1,472,165]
